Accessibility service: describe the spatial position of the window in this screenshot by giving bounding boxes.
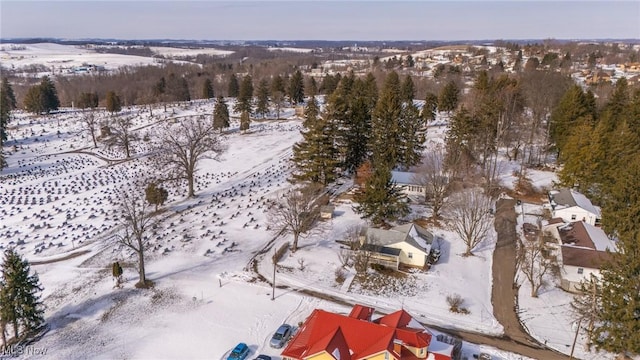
[578,268,584,274]
[408,252,413,259]
[384,352,389,360]
[419,348,424,355]
[571,214,577,220]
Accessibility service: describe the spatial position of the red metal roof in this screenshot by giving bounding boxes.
[281,305,434,360]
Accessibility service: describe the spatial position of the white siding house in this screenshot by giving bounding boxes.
[362,223,435,269]
[391,171,425,198]
[548,189,602,226]
[545,220,616,292]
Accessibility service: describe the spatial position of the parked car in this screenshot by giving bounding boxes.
[227,343,250,360]
[269,324,292,348]
[254,355,272,360]
[429,248,441,264]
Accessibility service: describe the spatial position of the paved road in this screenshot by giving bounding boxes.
[251,197,571,359]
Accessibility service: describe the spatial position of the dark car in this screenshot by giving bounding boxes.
[269,324,292,348]
[254,355,272,360]
[227,343,250,360]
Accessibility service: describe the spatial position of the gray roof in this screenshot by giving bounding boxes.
[361,244,401,257]
[391,171,419,186]
[365,223,434,252]
[549,188,601,216]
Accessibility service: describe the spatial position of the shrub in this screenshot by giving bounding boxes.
[335,267,346,284]
[446,293,470,314]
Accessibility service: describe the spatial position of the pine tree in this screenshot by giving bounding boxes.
[397,101,425,169]
[291,97,339,185]
[400,75,415,103]
[302,95,320,128]
[39,76,60,114]
[235,75,254,113]
[422,92,438,122]
[105,91,122,114]
[202,78,214,99]
[228,74,239,97]
[550,85,595,155]
[271,75,285,97]
[255,79,270,118]
[288,70,305,104]
[354,162,409,226]
[23,86,45,115]
[0,249,45,340]
[341,78,372,173]
[239,110,251,132]
[371,71,402,167]
[592,230,640,354]
[213,96,230,130]
[438,80,459,114]
[306,77,318,97]
[1,78,16,168]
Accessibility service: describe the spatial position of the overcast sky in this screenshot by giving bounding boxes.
[1,1,639,41]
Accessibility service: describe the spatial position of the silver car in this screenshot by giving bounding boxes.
[269,324,292,348]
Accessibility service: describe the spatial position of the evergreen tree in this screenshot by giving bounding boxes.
[341,78,373,173]
[422,92,438,122]
[288,70,305,104]
[255,79,270,118]
[235,75,254,113]
[290,97,339,185]
[306,77,318,97]
[319,73,340,95]
[239,110,251,132]
[39,76,60,114]
[23,76,59,114]
[354,162,409,226]
[438,80,459,114]
[202,78,214,99]
[400,75,415,103]
[105,90,122,114]
[1,78,16,168]
[145,182,169,212]
[371,71,403,167]
[0,249,45,340]
[397,101,425,169]
[228,74,239,97]
[213,96,230,130]
[592,231,640,354]
[550,85,595,155]
[271,75,286,97]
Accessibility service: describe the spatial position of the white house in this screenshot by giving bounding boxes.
[548,188,602,226]
[544,220,616,292]
[361,223,435,269]
[391,171,425,197]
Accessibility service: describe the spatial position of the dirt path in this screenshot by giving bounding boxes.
[491,198,569,359]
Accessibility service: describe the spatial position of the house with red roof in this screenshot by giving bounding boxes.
[281,305,460,360]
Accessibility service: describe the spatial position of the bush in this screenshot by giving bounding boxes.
[446,293,469,314]
[335,267,346,284]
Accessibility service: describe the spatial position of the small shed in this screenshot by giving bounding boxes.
[320,205,335,220]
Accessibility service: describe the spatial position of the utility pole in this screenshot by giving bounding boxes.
[570,318,582,359]
[272,248,276,301]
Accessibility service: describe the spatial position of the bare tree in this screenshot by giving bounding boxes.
[106,115,135,158]
[156,116,225,198]
[448,188,492,256]
[267,184,323,252]
[79,109,100,148]
[353,234,377,274]
[272,91,285,119]
[114,191,156,287]
[412,146,450,218]
[516,226,556,297]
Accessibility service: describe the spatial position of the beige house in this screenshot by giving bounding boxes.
[391,171,425,198]
[361,223,435,269]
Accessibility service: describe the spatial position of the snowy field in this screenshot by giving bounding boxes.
[0,95,604,360]
[0,43,232,75]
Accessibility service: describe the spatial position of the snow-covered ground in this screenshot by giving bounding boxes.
[0,43,227,75]
[0,96,606,360]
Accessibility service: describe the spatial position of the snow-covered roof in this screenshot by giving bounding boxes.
[550,188,601,216]
[391,171,418,186]
[583,222,617,252]
[366,223,433,252]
